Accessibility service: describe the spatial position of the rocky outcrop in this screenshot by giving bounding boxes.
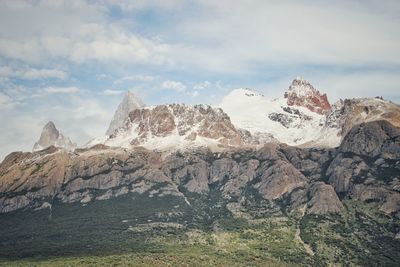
[0,147,69,212]
[326,120,400,215]
[284,77,331,115]
[1,120,400,218]
[324,98,400,139]
[255,159,307,200]
[307,182,343,214]
[380,193,400,214]
[340,120,400,158]
[33,121,76,152]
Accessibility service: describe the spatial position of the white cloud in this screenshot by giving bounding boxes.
[191,90,199,98]
[114,74,158,84]
[0,66,67,80]
[0,0,171,65]
[20,68,67,80]
[0,93,11,106]
[193,81,211,90]
[96,74,112,80]
[102,89,124,95]
[161,80,186,92]
[43,86,80,94]
[167,0,400,73]
[0,66,12,77]
[0,91,118,161]
[105,0,184,11]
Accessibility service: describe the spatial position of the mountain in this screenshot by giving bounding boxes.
[91,103,274,151]
[32,121,76,152]
[106,91,144,136]
[284,77,331,114]
[0,120,399,265]
[1,79,400,266]
[219,78,400,148]
[219,86,335,147]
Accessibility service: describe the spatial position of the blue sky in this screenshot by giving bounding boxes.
[0,0,400,160]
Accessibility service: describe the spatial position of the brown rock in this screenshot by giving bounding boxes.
[307,182,343,214]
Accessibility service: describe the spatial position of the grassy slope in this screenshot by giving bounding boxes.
[0,192,399,266]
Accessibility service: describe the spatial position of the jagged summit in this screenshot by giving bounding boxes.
[284,77,331,114]
[99,103,269,151]
[33,121,76,152]
[106,91,144,136]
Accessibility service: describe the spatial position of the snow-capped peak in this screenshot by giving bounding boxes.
[284,77,331,114]
[287,77,315,97]
[106,91,144,136]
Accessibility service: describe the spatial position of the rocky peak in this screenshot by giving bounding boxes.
[284,77,331,114]
[33,121,76,152]
[105,103,268,150]
[39,121,59,143]
[106,91,144,136]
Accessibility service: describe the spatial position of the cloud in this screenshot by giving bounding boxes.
[191,91,199,98]
[114,75,158,84]
[0,0,171,65]
[193,81,211,90]
[0,66,12,77]
[0,91,118,161]
[102,89,124,95]
[105,0,184,11]
[96,74,112,80]
[43,86,80,94]
[0,93,11,106]
[161,80,186,92]
[20,68,67,80]
[167,0,400,73]
[0,66,67,80]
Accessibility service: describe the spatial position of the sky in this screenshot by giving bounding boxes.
[0,0,399,160]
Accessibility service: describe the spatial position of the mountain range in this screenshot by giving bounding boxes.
[0,78,399,266]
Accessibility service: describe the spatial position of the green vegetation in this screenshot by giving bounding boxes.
[0,191,399,266]
[299,200,400,266]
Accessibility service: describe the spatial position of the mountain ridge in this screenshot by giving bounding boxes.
[1,78,400,266]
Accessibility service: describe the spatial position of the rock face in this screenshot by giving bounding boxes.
[284,77,331,115]
[324,97,400,138]
[326,120,400,215]
[340,120,400,158]
[106,91,144,136]
[307,182,343,214]
[103,104,267,150]
[1,120,400,219]
[33,121,76,152]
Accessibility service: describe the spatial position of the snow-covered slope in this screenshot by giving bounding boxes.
[88,104,272,151]
[106,91,144,136]
[218,87,337,146]
[33,121,76,152]
[219,77,400,148]
[87,77,400,151]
